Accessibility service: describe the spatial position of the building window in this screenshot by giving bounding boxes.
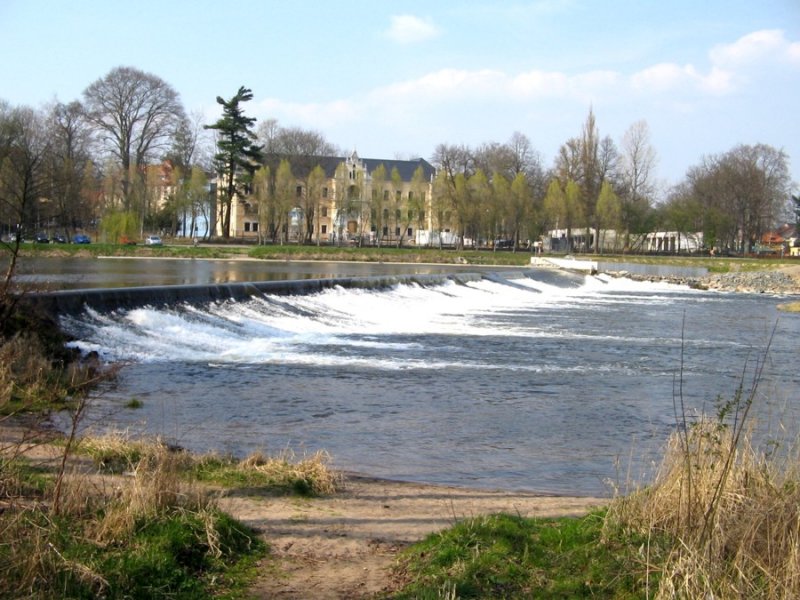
[322,224,327,234]
[323,187,328,198]
[383,190,389,201]
[244,223,250,232]
[419,210,425,221]
[407,227,413,237]
[322,207,328,217]
[382,226,388,236]
[383,208,389,221]
[296,185,302,197]
[395,227,400,236]
[408,191,413,201]
[396,190,401,202]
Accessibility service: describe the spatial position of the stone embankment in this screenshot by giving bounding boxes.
[621,268,800,295]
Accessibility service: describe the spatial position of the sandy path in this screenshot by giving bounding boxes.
[219,474,607,599]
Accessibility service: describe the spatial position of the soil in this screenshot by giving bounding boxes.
[219,475,605,599]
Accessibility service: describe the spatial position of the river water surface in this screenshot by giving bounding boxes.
[43,257,800,496]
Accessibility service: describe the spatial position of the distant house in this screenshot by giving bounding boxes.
[222,151,437,245]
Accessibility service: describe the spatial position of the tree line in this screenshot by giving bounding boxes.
[1,65,794,253]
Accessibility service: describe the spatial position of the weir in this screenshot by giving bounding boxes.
[24,272,489,316]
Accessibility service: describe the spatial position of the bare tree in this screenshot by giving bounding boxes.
[45,101,94,237]
[620,120,658,244]
[83,66,186,211]
[687,144,791,252]
[0,103,50,322]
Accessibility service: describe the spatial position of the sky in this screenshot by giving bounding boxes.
[1,0,798,194]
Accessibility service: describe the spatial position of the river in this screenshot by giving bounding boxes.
[32,256,800,496]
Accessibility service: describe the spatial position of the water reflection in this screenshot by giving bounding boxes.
[12,256,516,290]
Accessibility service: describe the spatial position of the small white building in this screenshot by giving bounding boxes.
[641,231,704,253]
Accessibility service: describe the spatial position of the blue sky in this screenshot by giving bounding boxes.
[1,0,798,192]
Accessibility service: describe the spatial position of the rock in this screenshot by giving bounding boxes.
[614,269,800,295]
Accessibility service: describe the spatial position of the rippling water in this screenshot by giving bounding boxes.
[58,270,800,496]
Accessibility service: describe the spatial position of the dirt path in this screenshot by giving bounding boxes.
[219,474,606,599]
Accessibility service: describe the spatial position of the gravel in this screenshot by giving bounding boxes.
[620,269,800,295]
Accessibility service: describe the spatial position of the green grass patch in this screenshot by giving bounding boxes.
[0,457,53,497]
[0,504,265,599]
[247,243,533,266]
[391,510,659,599]
[588,253,797,274]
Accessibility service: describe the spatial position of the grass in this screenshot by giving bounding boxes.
[0,430,343,597]
[1,422,345,598]
[390,420,799,599]
[191,448,342,496]
[19,239,800,273]
[391,510,656,599]
[589,252,798,274]
[77,432,342,496]
[604,419,800,599]
[0,449,266,599]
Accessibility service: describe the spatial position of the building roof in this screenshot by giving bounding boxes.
[293,155,436,182]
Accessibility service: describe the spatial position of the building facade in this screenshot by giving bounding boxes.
[220,151,437,245]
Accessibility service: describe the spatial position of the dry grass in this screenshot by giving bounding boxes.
[0,334,59,407]
[606,420,800,599]
[777,301,800,313]
[238,448,342,496]
[0,432,230,597]
[80,432,342,496]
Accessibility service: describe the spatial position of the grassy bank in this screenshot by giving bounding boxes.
[0,425,341,598]
[388,423,799,599]
[18,240,800,272]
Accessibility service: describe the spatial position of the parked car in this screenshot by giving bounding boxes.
[52,234,67,243]
[144,235,163,246]
[73,234,91,244]
[34,233,49,244]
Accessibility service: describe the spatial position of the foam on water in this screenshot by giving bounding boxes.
[62,273,695,368]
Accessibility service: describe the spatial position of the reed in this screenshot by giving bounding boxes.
[604,326,799,599]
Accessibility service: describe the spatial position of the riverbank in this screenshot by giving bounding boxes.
[5,256,798,596]
[614,263,800,295]
[0,415,605,598]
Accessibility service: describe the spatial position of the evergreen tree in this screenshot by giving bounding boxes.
[205,87,262,238]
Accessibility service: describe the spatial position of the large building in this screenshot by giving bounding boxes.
[221,151,438,245]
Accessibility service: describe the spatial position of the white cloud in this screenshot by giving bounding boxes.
[630,62,735,96]
[629,29,800,98]
[385,15,440,44]
[249,28,797,166]
[710,29,798,66]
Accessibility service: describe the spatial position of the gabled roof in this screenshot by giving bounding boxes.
[295,155,436,182]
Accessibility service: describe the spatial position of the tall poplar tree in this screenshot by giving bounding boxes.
[205,86,262,238]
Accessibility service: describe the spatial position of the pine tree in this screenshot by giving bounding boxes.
[205,87,262,238]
